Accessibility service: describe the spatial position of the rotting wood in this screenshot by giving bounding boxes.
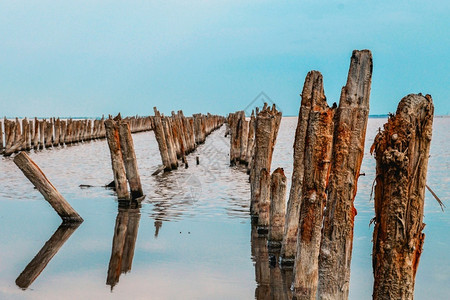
[371,94,434,300]
[250,105,282,216]
[257,168,271,233]
[281,70,326,265]
[13,152,83,222]
[268,167,287,248]
[105,119,130,200]
[292,92,335,300]
[318,49,373,300]
[153,108,172,171]
[119,122,143,199]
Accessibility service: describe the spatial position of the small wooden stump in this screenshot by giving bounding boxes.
[13,152,83,222]
[268,168,287,248]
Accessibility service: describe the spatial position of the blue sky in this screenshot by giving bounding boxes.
[0,1,448,117]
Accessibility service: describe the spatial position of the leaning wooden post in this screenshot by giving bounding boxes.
[371,94,433,300]
[268,167,287,248]
[318,49,373,299]
[118,122,143,199]
[13,152,83,222]
[105,119,130,200]
[292,93,335,300]
[281,71,324,265]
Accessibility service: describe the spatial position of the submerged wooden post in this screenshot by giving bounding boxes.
[268,168,287,248]
[318,50,373,299]
[16,223,80,289]
[119,122,143,199]
[105,119,130,200]
[371,94,433,300]
[281,70,325,265]
[292,93,335,299]
[13,152,83,222]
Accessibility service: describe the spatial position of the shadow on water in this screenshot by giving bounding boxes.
[15,222,81,290]
[106,200,142,290]
[251,225,293,300]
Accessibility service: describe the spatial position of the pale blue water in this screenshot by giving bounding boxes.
[0,117,448,299]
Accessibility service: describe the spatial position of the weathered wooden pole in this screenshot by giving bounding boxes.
[371,94,433,300]
[281,71,324,265]
[153,108,172,171]
[0,119,3,154]
[250,106,282,216]
[239,112,248,163]
[13,152,83,222]
[45,119,53,148]
[161,116,178,169]
[118,122,143,199]
[246,110,256,164]
[22,118,30,151]
[268,167,287,248]
[54,118,61,146]
[33,118,39,149]
[257,168,271,232]
[318,49,373,300]
[105,119,130,200]
[292,93,335,300]
[16,223,81,289]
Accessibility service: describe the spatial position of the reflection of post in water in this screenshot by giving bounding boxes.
[251,225,292,300]
[15,222,81,289]
[106,201,141,289]
[154,220,162,238]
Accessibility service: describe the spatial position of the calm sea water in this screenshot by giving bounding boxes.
[0,117,448,299]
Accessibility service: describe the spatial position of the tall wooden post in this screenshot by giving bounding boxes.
[268,167,287,248]
[105,119,130,200]
[292,92,335,299]
[281,70,325,264]
[318,50,373,299]
[153,108,172,171]
[119,122,143,199]
[371,94,433,300]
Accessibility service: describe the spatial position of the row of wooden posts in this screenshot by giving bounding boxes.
[153,108,225,172]
[229,50,434,300]
[0,116,153,156]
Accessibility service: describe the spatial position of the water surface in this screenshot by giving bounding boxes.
[0,117,448,299]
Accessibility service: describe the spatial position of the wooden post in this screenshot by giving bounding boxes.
[13,152,83,222]
[15,223,81,289]
[60,120,66,145]
[257,168,271,233]
[105,119,130,200]
[0,119,3,154]
[281,71,326,264]
[246,110,256,164]
[153,108,172,171]
[318,50,373,299]
[371,94,433,300]
[33,118,39,149]
[250,106,282,216]
[54,118,61,146]
[240,112,248,163]
[39,120,45,149]
[161,116,178,169]
[22,118,30,151]
[119,122,143,199]
[45,119,53,148]
[268,167,287,248]
[292,92,335,299]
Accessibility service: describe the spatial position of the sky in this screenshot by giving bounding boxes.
[0,0,448,117]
